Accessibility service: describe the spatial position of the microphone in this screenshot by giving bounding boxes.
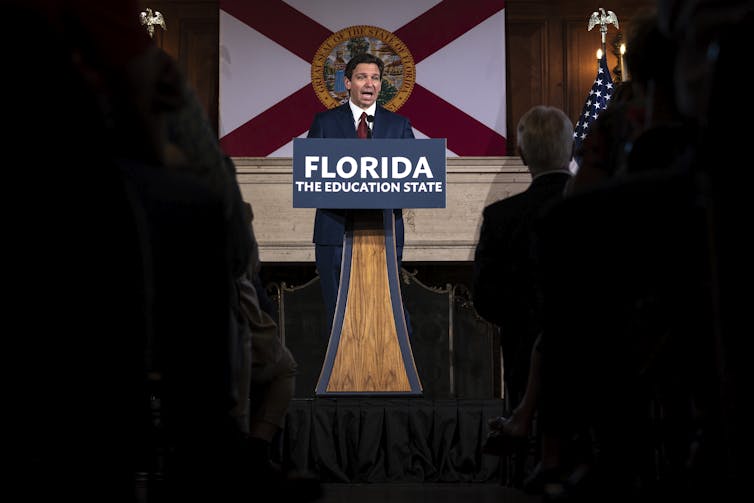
[366,115,374,138]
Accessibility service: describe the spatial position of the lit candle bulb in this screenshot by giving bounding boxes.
[596,48,603,71]
[620,43,628,80]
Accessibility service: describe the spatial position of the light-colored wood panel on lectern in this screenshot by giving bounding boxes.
[316,210,422,395]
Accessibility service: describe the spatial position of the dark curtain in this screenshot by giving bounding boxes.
[283,398,505,483]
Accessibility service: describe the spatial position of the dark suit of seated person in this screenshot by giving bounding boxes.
[306,52,415,335]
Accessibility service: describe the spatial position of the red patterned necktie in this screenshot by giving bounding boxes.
[357,111,368,139]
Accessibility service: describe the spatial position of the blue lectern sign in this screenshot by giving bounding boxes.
[292,138,447,209]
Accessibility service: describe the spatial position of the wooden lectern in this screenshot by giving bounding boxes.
[292,137,446,396]
[315,209,422,395]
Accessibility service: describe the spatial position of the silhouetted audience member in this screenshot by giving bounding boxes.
[144,53,262,502]
[235,203,321,500]
[7,1,177,502]
[164,69,252,278]
[160,60,254,445]
[147,35,322,503]
[8,2,258,502]
[621,7,695,177]
[656,0,752,497]
[526,4,740,501]
[472,105,573,481]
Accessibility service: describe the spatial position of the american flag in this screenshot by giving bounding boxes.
[573,54,614,157]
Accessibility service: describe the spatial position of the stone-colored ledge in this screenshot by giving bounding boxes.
[235,157,529,263]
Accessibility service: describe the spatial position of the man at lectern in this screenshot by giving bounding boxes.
[307,52,415,332]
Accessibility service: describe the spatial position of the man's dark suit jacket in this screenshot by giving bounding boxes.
[307,103,415,247]
[472,171,571,399]
[307,102,414,331]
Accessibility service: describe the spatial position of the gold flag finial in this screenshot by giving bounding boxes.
[588,8,619,46]
[139,8,167,38]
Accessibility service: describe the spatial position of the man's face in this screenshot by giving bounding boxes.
[345,62,381,109]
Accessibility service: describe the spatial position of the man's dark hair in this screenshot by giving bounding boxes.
[344,52,384,80]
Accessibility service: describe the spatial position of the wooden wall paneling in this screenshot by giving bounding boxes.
[138,1,220,131]
[178,16,219,130]
[565,17,609,127]
[134,0,658,150]
[506,0,655,144]
[563,2,655,127]
[545,16,566,110]
[505,19,546,154]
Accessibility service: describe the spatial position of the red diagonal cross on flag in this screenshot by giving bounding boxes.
[219,0,506,156]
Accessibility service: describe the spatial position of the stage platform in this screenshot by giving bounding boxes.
[267,262,506,483]
[282,397,506,483]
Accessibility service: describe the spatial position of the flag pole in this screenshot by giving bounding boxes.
[588,8,620,63]
[574,8,619,164]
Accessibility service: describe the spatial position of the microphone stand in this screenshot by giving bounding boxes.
[366,115,374,139]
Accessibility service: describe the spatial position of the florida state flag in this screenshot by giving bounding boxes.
[219,0,506,157]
